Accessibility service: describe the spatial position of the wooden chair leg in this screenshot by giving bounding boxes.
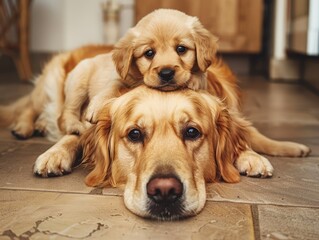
[17,0,32,81]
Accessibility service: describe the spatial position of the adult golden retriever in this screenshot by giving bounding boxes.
[37,85,274,220]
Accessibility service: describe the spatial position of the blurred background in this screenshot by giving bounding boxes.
[0,0,318,92]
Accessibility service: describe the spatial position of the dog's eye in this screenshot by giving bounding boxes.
[176,45,187,55]
[144,49,156,59]
[183,127,201,140]
[128,129,144,143]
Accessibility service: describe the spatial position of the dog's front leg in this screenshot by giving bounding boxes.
[33,135,80,177]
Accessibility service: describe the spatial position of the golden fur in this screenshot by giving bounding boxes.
[0,9,311,220]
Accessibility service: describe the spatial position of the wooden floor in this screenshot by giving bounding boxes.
[0,72,318,239]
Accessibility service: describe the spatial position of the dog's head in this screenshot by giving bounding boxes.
[80,86,249,220]
[112,9,218,91]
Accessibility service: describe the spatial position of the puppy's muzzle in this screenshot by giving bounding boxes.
[146,174,184,220]
[158,68,175,83]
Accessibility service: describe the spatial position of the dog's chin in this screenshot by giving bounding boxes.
[146,199,192,221]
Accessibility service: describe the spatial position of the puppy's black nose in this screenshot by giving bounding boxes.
[158,68,175,82]
[147,176,183,204]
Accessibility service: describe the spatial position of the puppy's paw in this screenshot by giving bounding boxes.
[187,78,201,91]
[11,122,34,140]
[85,97,106,124]
[59,115,85,135]
[33,148,73,177]
[235,150,274,178]
[65,120,86,136]
[85,104,99,124]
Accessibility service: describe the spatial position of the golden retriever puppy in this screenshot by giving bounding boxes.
[38,85,274,220]
[0,45,113,141]
[58,8,216,135]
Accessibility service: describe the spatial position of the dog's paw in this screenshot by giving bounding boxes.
[273,142,311,157]
[291,143,311,157]
[33,148,73,177]
[34,116,47,137]
[11,122,34,140]
[235,150,274,178]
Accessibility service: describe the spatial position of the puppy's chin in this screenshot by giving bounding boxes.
[151,83,184,92]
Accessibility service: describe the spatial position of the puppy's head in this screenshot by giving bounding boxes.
[81,86,248,220]
[112,9,218,91]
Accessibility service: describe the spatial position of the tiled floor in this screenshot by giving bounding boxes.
[0,72,318,240]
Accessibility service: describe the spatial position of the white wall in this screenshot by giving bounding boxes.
[30,0,134,52]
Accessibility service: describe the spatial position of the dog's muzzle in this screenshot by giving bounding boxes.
[146,174,185,220]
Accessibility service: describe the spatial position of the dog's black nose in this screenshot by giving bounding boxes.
[147,176,183,204]
[158,68,175,82]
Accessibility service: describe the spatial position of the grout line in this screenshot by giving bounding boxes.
[0,187,120,197]
[251,205,261,240]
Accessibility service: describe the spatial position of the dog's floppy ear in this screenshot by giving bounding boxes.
[80,114,112,187]
[112,29,140,82]
[191,18,218,72]
[213,106,250,183]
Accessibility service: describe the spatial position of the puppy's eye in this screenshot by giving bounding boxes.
[176,45,187,55]
[144,49,156,59]
[183,127,201,141]
[128,129,144,143]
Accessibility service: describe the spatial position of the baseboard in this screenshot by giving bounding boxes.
[269,58,301,81]
[303,58,319,92]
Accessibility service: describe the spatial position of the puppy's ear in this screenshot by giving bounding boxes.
[112,29,140,82]
[80,117,112,187]
[191,18,218,72]
[214,107,250,183]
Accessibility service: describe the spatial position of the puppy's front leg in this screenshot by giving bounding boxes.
[34,135,80,177]
[59,61,91,135]
[86,80,126,123]
[235,149,274,178]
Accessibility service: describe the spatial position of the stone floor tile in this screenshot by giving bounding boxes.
[0,142,93,193]
[0,141,21,153]
[257,205,319,240]
[206,157,319,207]
[0,80,32,104]
[0,190,255,240]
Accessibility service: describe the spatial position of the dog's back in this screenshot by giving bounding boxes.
[0,45,113,139]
